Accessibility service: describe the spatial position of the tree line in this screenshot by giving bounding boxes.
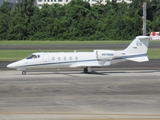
[0,0,160,40]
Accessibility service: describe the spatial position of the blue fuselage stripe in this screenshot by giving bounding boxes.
[18,59,103,68]
[17,53,147,68]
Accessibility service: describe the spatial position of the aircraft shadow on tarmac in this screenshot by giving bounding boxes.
[16,71,109,76]
[15,70,160,76]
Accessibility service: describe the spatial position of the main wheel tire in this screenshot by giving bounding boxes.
[22,70,26,75]
[83,67,88,73]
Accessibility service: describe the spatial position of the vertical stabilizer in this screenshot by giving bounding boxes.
[124,36,150,54]
[123,36,150,62]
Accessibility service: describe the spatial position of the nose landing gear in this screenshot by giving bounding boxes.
[22,70,26,75]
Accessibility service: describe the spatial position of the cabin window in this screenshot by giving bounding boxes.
[69,57,72,60]
[64,57,66,60]
[58,57,61,60]
[26,55,38,59]
[75,57,78,60]
[52,57,55,60]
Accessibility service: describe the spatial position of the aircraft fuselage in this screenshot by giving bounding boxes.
[8,50,124,71]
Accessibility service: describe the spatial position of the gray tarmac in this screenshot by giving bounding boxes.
[0,69,160,120]
[0,43,160,119]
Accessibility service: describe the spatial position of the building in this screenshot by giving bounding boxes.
[36,0,132,8]
[150,32,160,40]
[36,0,71,7]
[0,0,132,8]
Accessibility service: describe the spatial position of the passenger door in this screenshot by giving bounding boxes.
[43,54,49,63]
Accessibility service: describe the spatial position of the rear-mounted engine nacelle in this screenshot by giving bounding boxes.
[94,50,115,60]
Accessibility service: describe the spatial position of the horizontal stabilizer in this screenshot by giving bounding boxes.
[126,56,149,62]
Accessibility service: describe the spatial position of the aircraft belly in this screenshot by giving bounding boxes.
[20,62,72,70]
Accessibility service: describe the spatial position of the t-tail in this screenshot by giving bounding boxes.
[114,36,150,62]
[123,36,150,62]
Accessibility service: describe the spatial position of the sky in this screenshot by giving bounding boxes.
[0,0,3,6]
[0,0,16,6]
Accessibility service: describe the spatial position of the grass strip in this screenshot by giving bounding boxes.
[0,49,78,61]
[148,48,160,59]
[0,48,159,61]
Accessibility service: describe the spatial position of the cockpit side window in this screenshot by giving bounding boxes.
[26,55,39,59]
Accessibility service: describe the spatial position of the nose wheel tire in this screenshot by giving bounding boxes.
[22,70,26,75]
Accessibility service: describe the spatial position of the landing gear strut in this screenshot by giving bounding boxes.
[83,67,92,74]
[84,67,88,73]
[22,70,26,75]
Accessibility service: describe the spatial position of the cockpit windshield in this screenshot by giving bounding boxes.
[26,54,40,59]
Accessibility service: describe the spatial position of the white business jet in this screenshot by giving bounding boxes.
[7,36,150,75]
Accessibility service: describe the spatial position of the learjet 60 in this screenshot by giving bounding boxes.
[7,36,150,75]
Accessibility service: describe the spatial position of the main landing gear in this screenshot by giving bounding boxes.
[83,67,92,74]
[22,70,26,75]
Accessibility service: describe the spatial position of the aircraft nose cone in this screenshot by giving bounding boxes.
[7,64,10,68]
[7,63,16,69]
[7,64,13,68]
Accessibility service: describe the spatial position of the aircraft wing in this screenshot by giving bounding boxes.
[69,60,111,68]
[69,63,101,68]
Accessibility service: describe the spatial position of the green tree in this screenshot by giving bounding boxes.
[0,1,11,40]
[7,0,38,40]
[148,0,160,32]
[0,0,160,40]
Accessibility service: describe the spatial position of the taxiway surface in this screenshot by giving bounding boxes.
[1,59,160,70]
[0,70,160,120]
[0,42,159,50]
